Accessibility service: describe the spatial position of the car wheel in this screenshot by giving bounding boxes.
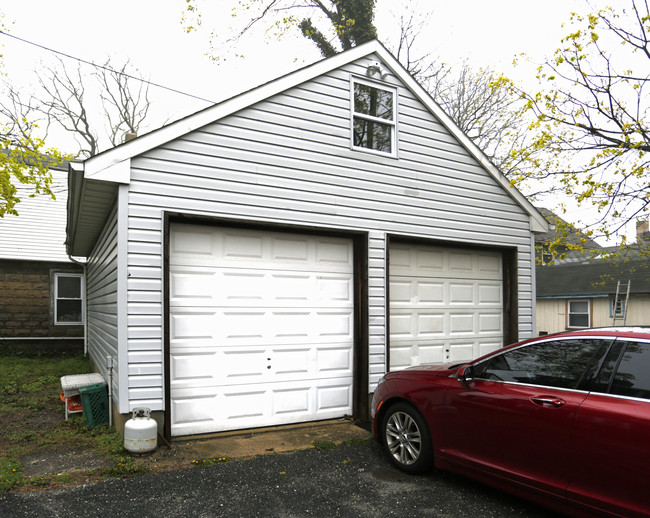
[381,402,433,474]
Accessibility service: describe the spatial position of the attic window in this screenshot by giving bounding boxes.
[351,79,396,156]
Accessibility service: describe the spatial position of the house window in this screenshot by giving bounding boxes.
[54,273,84,325]
[568,300,590,328]
[351,79,396,155]
[610,297,626,318]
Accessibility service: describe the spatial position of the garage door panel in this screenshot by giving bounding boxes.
[448,251,474,272]
[170,311,219,341]
[170,268,353,308]
[479,312,503,333]
[449,313,476,334]
[273,387,310,415]
[170,351,218,384]
[390,310,446,338]
[478,254,502,274]
[171,393,218,430]
[318,383,353,411]
[170,225,352,271]
[479,283,503,304]
[390,243,504,370]
[170,377,353,435]
[316,346,353,373]
[171,309,353,347]
[170,342,353,389]
[449,283,476,304]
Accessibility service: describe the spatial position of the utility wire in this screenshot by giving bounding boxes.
[0,30,217,104]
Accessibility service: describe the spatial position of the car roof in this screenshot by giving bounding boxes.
[537,327,650,340]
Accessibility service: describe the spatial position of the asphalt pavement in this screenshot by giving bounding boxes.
[1,441,561,518]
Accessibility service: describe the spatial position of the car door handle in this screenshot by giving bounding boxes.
[530,396,566,408]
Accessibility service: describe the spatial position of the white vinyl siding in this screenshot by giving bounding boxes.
[115,54,536,413]
[0,168,71,262]
[86,203,119,404]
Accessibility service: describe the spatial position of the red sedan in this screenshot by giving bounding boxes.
[371,328,650,517]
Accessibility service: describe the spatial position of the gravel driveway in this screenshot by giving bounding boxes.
[0,441,561,518]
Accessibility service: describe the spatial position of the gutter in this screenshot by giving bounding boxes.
[65,162,85,258]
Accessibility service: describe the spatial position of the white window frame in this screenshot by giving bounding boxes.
[350,76,398,157]
[567,299,591,329]
[54,272,85,325]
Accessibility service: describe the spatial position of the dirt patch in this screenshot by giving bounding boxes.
[19,449,111,477]
[127,419,373,474]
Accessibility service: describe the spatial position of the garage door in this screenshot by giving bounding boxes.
[168,224,355,436]
[389,243,503,370]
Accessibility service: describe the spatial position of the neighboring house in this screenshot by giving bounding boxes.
[0,163,85,353]
[535,207,600,265]
[65,41,548,438]
[537,217,650,334]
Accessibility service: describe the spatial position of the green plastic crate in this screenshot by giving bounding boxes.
[79,383,109,427]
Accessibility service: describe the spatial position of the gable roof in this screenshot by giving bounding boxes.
[67,40,547,257]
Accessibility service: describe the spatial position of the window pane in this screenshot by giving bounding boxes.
[570,301,589,313]
[354,84,393,120]
[353,118,392,153]
[58,276,81,298]
[610,341,650,400]
[475,339,604,389]
[569,313,590,328]
[57,300,82,323]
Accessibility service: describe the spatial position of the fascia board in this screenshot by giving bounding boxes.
[370,46,549,234]
[84,158,131,183]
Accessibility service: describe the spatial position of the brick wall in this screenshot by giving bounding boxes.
[0,259,84,354]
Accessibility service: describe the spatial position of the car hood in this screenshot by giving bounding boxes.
[387,362,465,379]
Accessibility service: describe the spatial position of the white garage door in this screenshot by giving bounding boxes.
[389,243,503,370]
[169,224,355,436]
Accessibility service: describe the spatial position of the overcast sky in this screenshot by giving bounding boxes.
[1,0,601,118]
[1,0,618,241]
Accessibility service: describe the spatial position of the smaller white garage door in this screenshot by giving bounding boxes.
[169,224,355,436]
[390,243,503,370]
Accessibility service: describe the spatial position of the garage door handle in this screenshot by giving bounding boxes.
[530,397,565,408]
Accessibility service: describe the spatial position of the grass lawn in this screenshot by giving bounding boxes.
[0,355,147,492]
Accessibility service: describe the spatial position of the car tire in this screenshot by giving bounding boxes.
[381,402,433,474]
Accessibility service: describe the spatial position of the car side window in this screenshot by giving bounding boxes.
[474,339,604,390]
[609,341,650,400]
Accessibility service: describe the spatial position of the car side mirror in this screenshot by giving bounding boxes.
[459,365,475,385]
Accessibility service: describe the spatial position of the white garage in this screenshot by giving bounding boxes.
[389,242,504,370]
[168,224,356,436]
[65,41,548,439]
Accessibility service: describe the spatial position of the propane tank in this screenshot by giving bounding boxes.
[124,407,157,453]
